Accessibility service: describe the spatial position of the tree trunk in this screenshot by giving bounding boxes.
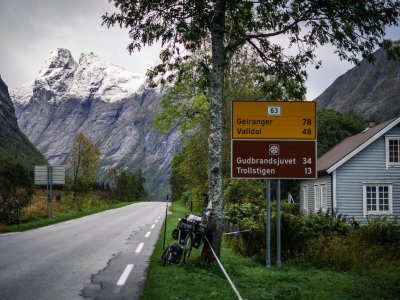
[201,0,226,261]
[73,140,82,198]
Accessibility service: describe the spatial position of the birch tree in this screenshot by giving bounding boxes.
[103,0,400,259]
[70,133,100,197]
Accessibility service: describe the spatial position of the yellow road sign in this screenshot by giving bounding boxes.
[232,101,316,139]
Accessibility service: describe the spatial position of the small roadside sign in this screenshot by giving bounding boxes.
[35,165,65,218]
[232,101,316,139]
[34,165,66,185]
[231,140,316,179]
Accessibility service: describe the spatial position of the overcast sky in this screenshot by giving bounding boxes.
[0,0,399,100]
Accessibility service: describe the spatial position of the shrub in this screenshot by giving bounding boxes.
[0,158,34,224]
[302,218,400,271]
[303,231,388,271]
[226,202,400,271]
[225,202,266,256]
[361,217,400,247]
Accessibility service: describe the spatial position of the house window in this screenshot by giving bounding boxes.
[386,137,400,167]
[314,185,320,212]
[314,184,327,213]
[302,186,308,213]
[389,138,400,163]
[320,184,327,212]
[363,183,393,215]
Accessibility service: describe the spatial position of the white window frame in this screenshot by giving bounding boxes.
[302,186,308,213]
[314,185,320,212]
[313,184,327,213]
[362,182,393,216]
[320,184,327,212]
[385,136,400,169]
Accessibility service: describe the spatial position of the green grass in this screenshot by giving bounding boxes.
[141,202,400,300]
[0,201,135,233]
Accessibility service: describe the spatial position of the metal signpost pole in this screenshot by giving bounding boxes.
[276,179,281,267]
[266,179,271,268]
[49,166,53,218]
[17,200,20,231]
[47,165,50,218]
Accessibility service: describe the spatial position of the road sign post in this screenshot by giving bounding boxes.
[35,165,65,218]
[266,179,271,268]
[231,100,317,268]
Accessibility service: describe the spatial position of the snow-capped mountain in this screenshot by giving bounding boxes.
[11,48,180,198]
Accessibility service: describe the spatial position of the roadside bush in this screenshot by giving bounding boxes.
[226,201,400,272]
[225,202,265,256]
[304,231,384,271]
[302,218,400,271]
[20,195,47,222]
[280,211,349,259]
[361,217,400,249]
[301,212,349,238]
[0,158,34,224]
[225,202,350,259]
[63,192,103,211]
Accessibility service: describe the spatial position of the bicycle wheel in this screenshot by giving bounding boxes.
[161,248,172,266]
[182,234,193,263]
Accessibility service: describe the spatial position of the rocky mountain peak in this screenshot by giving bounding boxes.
[78,51,103,65]
[38,48,78,78]
[12,49,146,105]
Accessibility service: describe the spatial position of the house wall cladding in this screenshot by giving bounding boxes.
[300,175,332,214]
[336,125,400,222]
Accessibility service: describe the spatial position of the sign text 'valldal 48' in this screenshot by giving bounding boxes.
[232,101,316,140]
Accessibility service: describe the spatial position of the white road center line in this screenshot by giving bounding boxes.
[155,219,158,223]
[151,224,155,229]
[116,264,134,286]
[135,242,144,253]
[145,231,151,238]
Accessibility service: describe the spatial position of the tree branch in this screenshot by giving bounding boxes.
[225,17,305,54]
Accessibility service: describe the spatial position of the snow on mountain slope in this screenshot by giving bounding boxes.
[12,48,146,105]
[11,48,180,198]
[10,81,33,105]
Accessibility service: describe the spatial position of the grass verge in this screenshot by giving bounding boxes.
[141,202,400,299]
[0,201,135,233]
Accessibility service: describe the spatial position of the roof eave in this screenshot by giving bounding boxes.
[326,116,400,174]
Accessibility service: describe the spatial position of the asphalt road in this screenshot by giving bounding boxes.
[0,201,168,300]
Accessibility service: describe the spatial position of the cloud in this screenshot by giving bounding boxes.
[0,0,161,89]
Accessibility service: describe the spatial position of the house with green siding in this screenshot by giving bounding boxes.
[300,117,400,223]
